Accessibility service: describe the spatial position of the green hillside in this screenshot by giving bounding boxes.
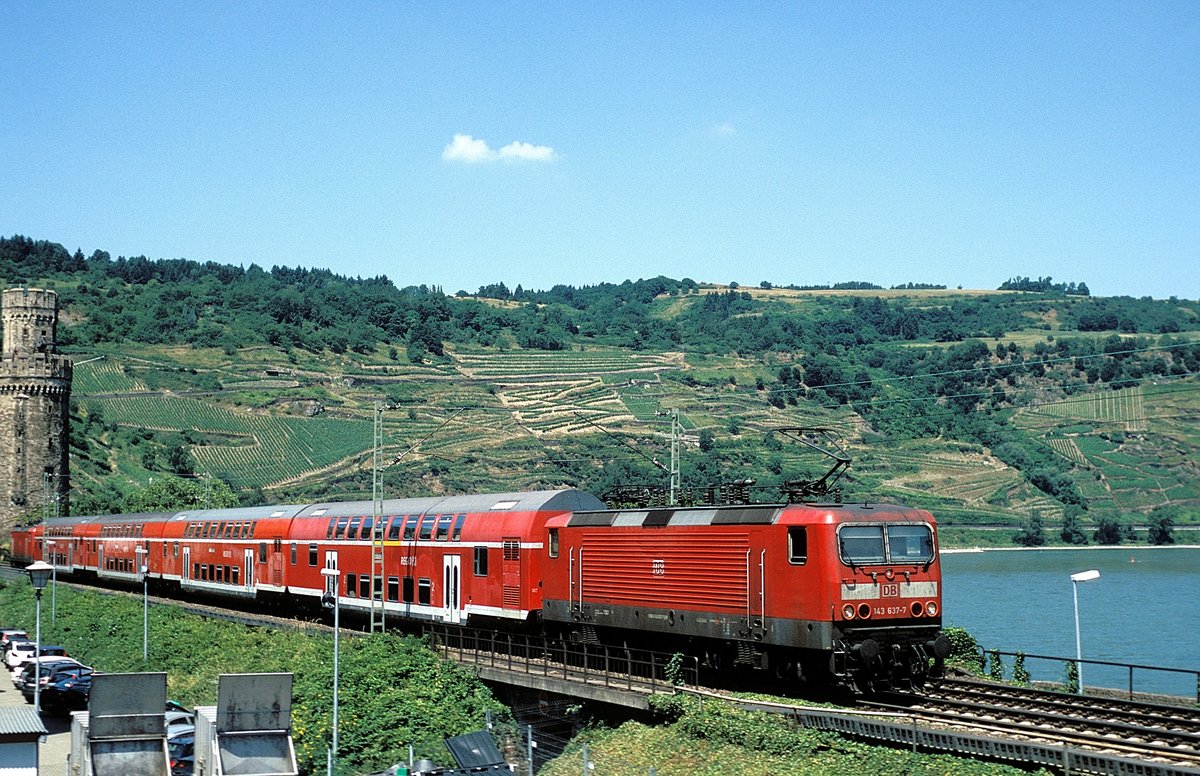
[4,234,1199,546]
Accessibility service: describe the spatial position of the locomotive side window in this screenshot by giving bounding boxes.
[887,525,934,563]
[452,514,465,541]
[838,526,886,566]
[788,527,808,564]
[418,578,432,605]
[474,546,489,576]
[548,529,559,558]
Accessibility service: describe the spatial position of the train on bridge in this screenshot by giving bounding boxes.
[10,487,950,690]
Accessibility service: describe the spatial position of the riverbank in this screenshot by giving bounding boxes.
[942,544,1200,554]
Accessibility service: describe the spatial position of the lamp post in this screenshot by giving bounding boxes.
[25,561,53,714]
[45,540,57,624]
[1070,569,1100,695]
[320,566,340,776]
[136,547,149,661]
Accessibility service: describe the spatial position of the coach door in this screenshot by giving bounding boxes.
[442,555,462,624]
[67,542,74,573]
[501,538,521,611]
[97,544,105,577]
[244,549,255,591]
[182,547,191,582]
[324,552,339,600]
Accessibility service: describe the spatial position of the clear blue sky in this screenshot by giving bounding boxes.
[3,2,1197,298]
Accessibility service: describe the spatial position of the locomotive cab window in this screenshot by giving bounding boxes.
[888,525,934,564]
[787,527,807,565]
[838,525,886,566]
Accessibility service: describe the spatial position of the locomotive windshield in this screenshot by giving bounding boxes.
[838,524,934,566]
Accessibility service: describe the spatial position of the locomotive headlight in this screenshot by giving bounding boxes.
[925,601,939,617]
[910,601,924,617]
[842,603,856,620]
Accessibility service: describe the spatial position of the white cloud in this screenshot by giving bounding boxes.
[498,140,557,161]
[713,122,737,137]
[442,134,556,163]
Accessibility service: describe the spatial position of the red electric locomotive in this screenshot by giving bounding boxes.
[10,487,948,690]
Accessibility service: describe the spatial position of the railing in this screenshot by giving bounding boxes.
[980,647,1200,703]
[424,625,699,694]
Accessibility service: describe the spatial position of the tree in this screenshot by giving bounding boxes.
[1060,507,1088,545]
[123,475,238,512]
[1013,511,1046,546]
[1092,515,1123,545]
[1147,512,1175,545]
[698,429,716,452]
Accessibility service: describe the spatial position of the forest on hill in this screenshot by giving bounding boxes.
[3,234,1199,544]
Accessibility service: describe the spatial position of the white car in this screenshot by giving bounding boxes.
[5,640,37,671]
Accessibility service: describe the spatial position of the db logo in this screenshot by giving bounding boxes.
[880,583,900,597]
[651,559,666,576]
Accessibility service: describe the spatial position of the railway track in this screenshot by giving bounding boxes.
[864,677,1200,769]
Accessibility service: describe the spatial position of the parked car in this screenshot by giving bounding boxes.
[10,646,71,684]
[24,664,92,703]
[15,657,82,697]
[168,729,195,776]
[4,639,36,669]
[38,671,93,714]
[0,629,29,648]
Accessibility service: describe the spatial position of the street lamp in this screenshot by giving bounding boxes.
[26,560,53,714]
[1070,569,1100,695]
[136,547,149,661]
[45,540,57,624]
[320,566,341,776]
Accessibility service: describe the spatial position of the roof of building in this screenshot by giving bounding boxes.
[0,706,49,737]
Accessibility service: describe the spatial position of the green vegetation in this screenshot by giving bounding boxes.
[540,694,1049,776]
[0,579,506,775]
[3,234,1199,545]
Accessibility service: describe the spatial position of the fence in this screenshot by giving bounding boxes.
[981,647,1200,702]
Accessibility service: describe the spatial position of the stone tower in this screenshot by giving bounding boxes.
[0,288,72,523]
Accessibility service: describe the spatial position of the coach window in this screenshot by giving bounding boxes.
[548,529,559,558]
[435,514,452,541]
[259,542,267,563]
[402,577,415,603]
[387,576,399,602]
[418,578,432,606]
[345,573,356,597]
[347,517,362,539]
[290,543,297,565]
[387,516,402,541]
[359,575,370,598]
[163,543,168,558]
[361,517,374,541]
[452,514,466,541]
[334,517,349,539]
[231,566,239,585]
[418,516,434,541]
[174,542,179,558]
[473,546,489,576]
[308,544,318,566]
[788,527,808,565]
[402,515,419,541]
[326,519,336,540]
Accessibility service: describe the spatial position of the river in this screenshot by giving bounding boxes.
[939,546,1200,697]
